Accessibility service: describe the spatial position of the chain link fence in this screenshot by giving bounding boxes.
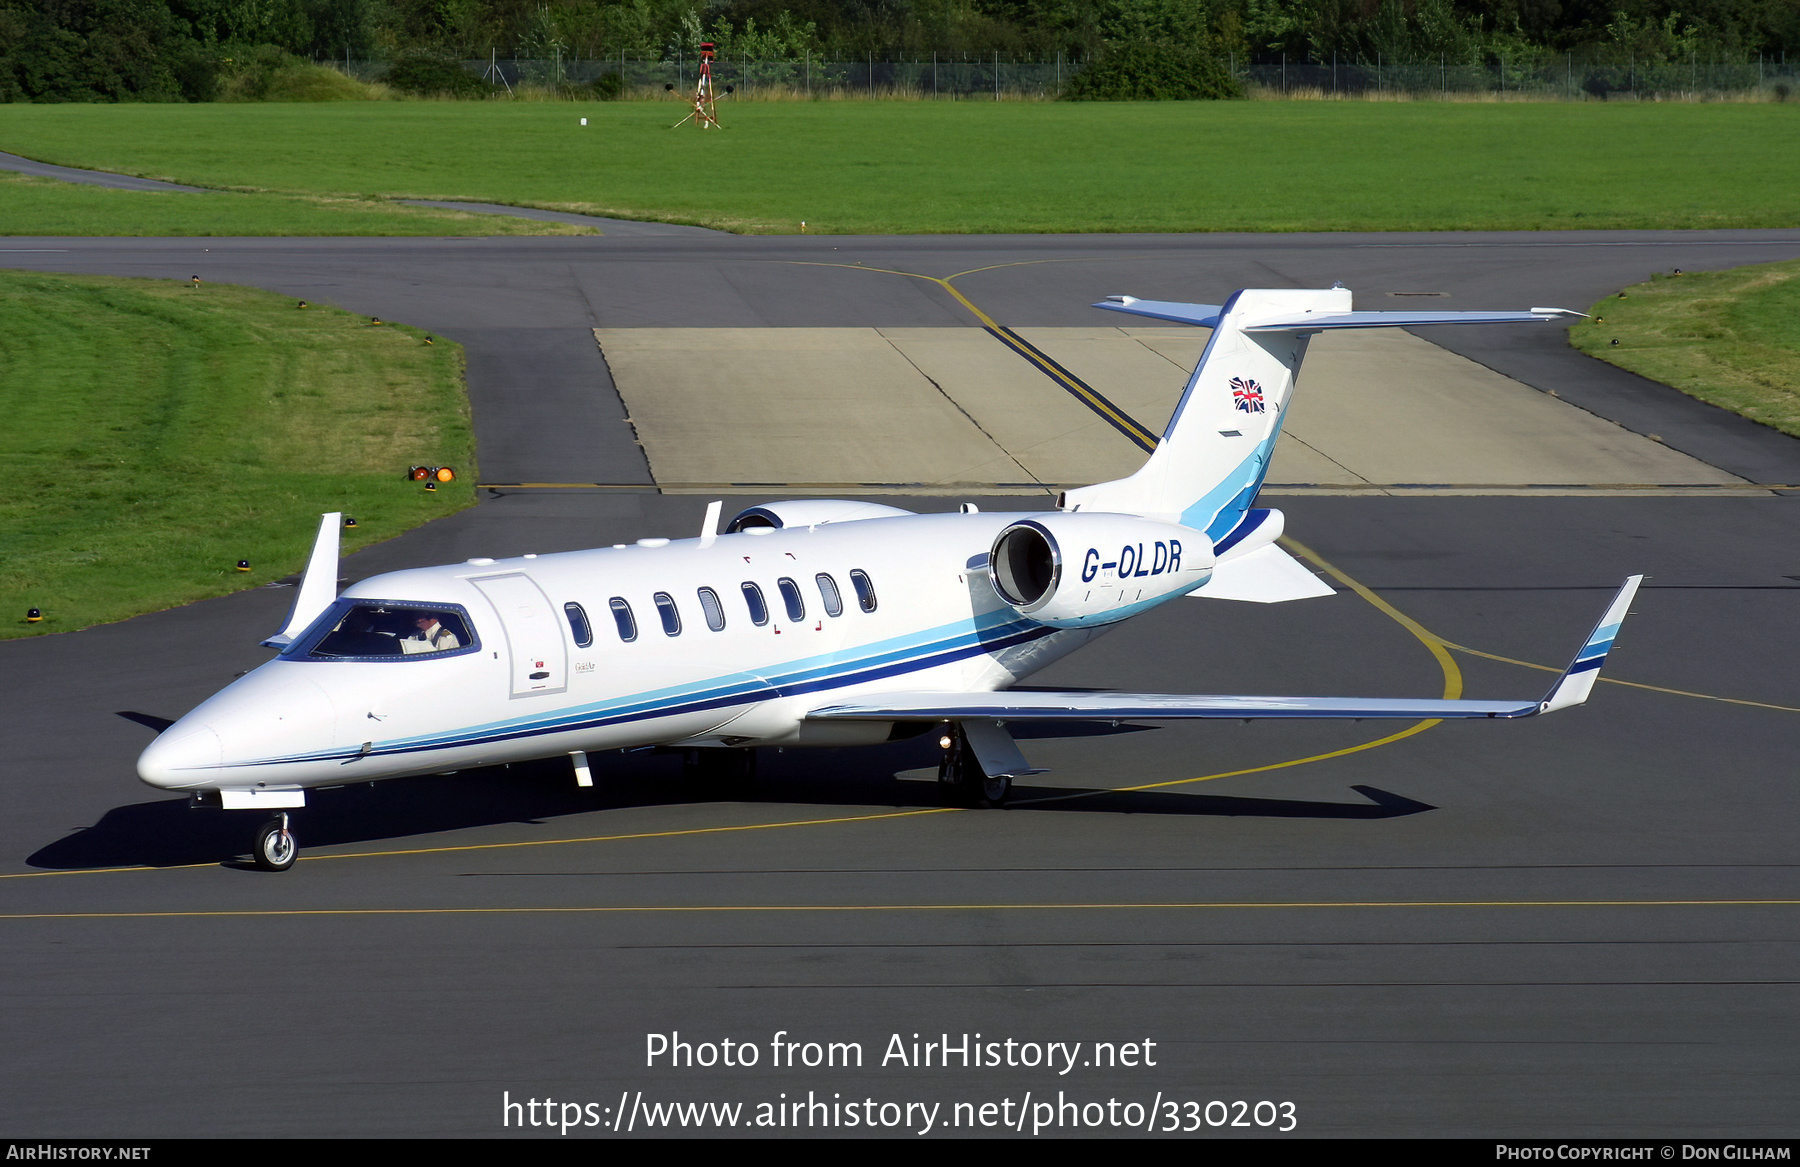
[1237,54,1794,99]
[437,55,1071,98]
[342,54,1798,100]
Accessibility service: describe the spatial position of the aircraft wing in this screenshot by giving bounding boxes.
[809,576,1641,724]
[810,691,1539,721]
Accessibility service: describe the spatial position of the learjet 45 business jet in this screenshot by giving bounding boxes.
[138,285,1639,870]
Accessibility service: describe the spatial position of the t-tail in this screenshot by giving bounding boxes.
[1060,286,1584,542]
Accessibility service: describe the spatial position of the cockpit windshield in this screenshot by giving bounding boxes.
[282,600,478,661]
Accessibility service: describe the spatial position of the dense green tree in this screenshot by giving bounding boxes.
[2,0,1794,101]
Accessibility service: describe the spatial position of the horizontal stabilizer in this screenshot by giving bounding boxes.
[1242,308,1583,332]
[1093,297,1580,333]
[1193,544,1336,604]
[1094,296,1223,328]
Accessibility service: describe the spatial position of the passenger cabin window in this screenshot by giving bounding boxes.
[816,573,843,618]
[654,592,682,637]
[777,577,806,622]
[741,582,769,626]
[610,597,637,642]
[697,587,726,632]
[293,602,475,661]
[850,569,877,613]
[564,602,593,648]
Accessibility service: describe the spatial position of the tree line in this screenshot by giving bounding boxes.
[2,0,1795,102]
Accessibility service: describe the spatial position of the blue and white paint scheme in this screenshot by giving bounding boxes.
[136,284,1634,870]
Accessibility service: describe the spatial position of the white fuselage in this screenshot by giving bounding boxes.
[137,512,1118,794]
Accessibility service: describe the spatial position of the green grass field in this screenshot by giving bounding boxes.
[0,272,475,639]
[1,101,1796,234]
[1571,259,1800,441]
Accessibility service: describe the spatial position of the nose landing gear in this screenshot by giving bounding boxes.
[253,813,297,871]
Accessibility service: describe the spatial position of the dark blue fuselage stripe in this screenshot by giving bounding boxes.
[1212,509,1270,556]
[232,622,1061,768]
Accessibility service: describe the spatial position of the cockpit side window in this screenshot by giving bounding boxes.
[287,601,478,661]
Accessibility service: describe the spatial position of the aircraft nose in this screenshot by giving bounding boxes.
[137,724,223,790]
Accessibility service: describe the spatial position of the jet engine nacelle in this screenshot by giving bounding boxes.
[725,499,915,532]
[988,514,1214,629]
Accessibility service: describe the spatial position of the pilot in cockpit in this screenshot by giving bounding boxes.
[403,612,462,654]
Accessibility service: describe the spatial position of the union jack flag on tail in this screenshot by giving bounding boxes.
[1230,376,1265,413]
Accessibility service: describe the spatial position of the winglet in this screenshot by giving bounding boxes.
[1538,575,1643,713]
[260,513,342,649]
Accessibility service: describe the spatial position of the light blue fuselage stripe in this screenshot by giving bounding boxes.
[226,611,1060,768]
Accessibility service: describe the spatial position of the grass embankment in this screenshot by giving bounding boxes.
[0,101,1795,234]
[0,272,475,639]
[1571,260,1800,440]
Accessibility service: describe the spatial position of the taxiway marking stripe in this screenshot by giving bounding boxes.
[0,807,964,879]
[788,259,1162,451]
[1437,640,1800,714]
[5,899,1798,921]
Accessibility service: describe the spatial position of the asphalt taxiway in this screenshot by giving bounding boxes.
[1,229,1798,1137]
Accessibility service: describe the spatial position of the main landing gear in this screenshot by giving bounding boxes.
[253,813,297,872]
[936,724,1011,808]
[684,747,757,796]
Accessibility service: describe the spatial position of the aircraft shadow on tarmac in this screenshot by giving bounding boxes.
[33,722,1432,869]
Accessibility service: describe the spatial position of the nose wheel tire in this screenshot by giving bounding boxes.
[253,817,297,871]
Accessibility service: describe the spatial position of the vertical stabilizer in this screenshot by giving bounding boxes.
[1062,287,1350,539]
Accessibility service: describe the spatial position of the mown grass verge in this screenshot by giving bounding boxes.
[0,171,591,236]
[1571,259,1800,440]
[0,101,1796,234]
[0,272,476,639]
